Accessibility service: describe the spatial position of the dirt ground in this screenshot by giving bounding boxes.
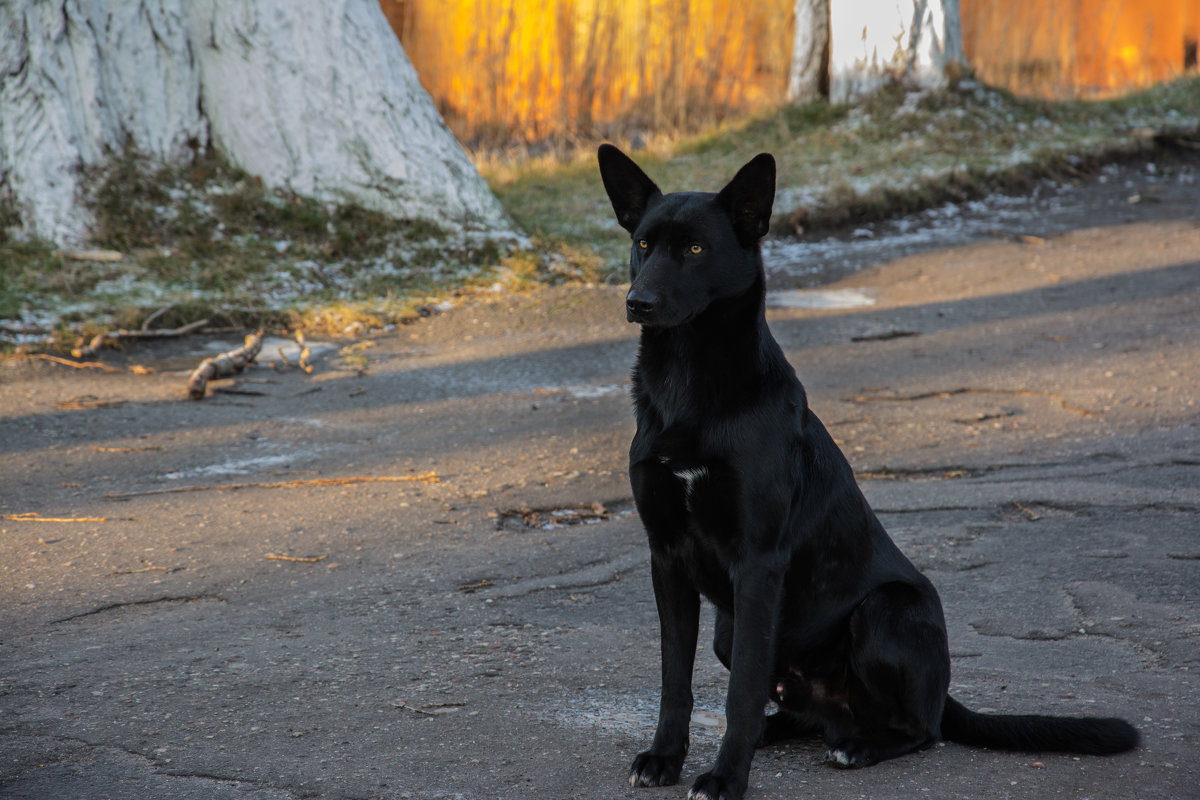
[1,152,1197,799]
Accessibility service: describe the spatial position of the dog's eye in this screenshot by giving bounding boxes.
[637,239,648,250]
[688,243,703,254]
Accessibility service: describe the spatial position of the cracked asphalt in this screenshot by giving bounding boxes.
[2,155,1199,799]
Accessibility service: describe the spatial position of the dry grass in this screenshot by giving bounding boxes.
[484,75,1200,272]
[3,76,1197,354]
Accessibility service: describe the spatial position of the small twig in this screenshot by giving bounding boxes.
[1012,501,1042,521]
[5,512,108,522]
[71,332,108,358]
[392,700,466,716]
[265,553,329,563]
[57,397,125,410]
[107,565,180,576]
[104,472,440,499]
[35,354,115,371]
[141,304,176,331]
[56,249,123,262]
[73,319,212,358]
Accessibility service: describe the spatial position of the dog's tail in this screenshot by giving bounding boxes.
[941,695,1138,755]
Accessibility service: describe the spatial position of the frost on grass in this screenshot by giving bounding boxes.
[773,79,1200,234]
[0,148,529,343]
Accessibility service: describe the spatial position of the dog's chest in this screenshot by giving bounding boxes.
[661,456,708,509]
[642,455,742,580]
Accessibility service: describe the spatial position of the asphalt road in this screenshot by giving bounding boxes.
[1,155,1198,799]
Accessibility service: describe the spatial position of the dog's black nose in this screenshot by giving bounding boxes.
[626,287,660,321]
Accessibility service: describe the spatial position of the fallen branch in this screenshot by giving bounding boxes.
[187,330,264,400]
[104,472,440,499]
[74,319,211,358]
[265,553,329,563]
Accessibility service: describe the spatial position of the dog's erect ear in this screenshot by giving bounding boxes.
[597,144,662,233]
[717,153,775,245]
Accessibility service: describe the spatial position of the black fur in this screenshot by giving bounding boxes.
[597,144,1138,800]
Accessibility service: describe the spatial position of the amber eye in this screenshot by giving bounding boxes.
[689,243,703,254]
[637,239,648,249]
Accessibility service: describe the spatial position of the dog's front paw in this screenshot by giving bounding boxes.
[629,749,685,788]
[687,770,746,800]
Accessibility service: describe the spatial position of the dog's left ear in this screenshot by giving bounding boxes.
[718,153,775,245]
[598,144,662,233]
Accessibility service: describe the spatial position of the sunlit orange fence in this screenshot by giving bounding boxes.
[380,0,1199,146]
[381,0,795,145]
[962,0,1199,98]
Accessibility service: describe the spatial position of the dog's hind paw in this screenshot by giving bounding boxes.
[629,750,684,788]
[824,738,884,769]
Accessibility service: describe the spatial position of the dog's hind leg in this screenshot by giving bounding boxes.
[828,581,949,768]
[759,708,824,747]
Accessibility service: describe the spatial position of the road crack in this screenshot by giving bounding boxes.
[49,594,226,624]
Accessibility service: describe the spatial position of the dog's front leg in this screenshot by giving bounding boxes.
[630,554,700,788]
[690,563,783,800]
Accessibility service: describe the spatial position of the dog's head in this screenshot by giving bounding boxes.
[597,144,775,327]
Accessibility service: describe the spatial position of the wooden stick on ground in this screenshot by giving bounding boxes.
[187,330,264,400]
[265,553,329,563]
[73,319,212,358]
[35,354,115,371]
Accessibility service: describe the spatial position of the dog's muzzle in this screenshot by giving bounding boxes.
[626,286,660,324]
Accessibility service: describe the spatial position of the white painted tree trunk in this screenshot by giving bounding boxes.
[0,0,513,246]
[787,0,830,102]
[828,0,965,102]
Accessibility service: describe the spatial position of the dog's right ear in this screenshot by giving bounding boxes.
[597,144,662,233]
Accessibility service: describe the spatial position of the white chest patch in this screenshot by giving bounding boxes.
[672,467,708,496]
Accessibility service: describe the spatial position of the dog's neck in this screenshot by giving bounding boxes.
[633,269,788,426]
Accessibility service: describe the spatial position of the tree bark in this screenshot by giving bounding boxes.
[0,0,513,246]
[787,0,830,102]
[828,0,965,102]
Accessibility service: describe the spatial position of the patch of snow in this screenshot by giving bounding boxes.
[767,288,876,310]
[565,382,627,399]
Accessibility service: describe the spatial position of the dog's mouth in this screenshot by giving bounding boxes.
[627,303,699,328]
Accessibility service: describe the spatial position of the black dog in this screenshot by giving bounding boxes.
[597,144,1138,800]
